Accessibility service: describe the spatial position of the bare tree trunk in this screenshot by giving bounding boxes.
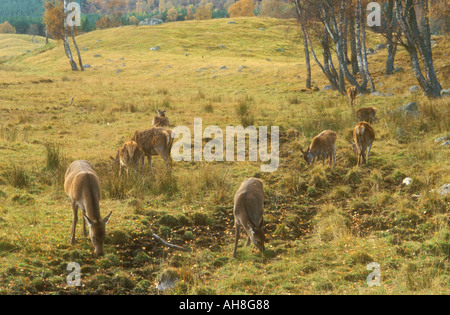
[295,1,311,89]
[71,26,84,71]
[349,17,359,75]
[361,6,375,92]
[384,0,396,75]
[395,0,441,97]
[355,0,367,91]
[63,0,78,71]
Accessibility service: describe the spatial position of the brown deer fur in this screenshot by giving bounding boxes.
[64,160,112,256]
[152,109,170,127]
[347,86,357,107]
[352,122,375,166]
[233,178,265,258]
[131,127,174,170]
[300,130,337,168]
[356,107,378,123]
[110,141,145,176]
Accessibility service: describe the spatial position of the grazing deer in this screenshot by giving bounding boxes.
[131,127,174,171]
[347,86,358,107]
[356,107,378,123]
[233,177,265,258]
[152,109,170,127]
[110,141,145,176]
[300,130,337,168]
[64,160,112,256]
[352,122,375,166]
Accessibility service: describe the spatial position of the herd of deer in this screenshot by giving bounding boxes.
[64,87,377,257]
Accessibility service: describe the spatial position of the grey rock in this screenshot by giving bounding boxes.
[83,64,91,68]
[441,88,450,96]
[150,46,160,51]
[238,65,248,72]
[376,43,386,50]
[372,91,384,96]
[139,18,163,26]
[322,85,333,91]
[438,183,450,195]
[227,21,236,24]
[409,85,420,93]
[94,54,101,57]
[397,102,419,117]
[441,140,450,146]
[435,134,450,143]
[219,65,227,70]
[366,48,375,55]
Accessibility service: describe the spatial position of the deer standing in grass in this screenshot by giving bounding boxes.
[300,130,337,168]
[152,109,170,127]
[352,122,375,166]
[347,86,357,107]
[131,127,174,171]
[110,140,145,176]
[64,160,112,256]
[356,107,378,123]
[233,178,265,258]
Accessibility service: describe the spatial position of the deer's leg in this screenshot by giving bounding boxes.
[233,224,241,258]
[366,141,373,165]
[155,145,172,170]
[70,201,78,245]
[147,155,153,172]
[81,206,87,238]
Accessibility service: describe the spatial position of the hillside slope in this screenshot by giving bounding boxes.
[0,17,449,295]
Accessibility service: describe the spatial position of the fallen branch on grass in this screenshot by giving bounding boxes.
[152,233,191,252]
[68,95,75,106]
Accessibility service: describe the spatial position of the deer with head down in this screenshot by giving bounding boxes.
[233,177,265,258]
[131,127,174,171]
[152,109,170,128]
[300,130,337,168]
[110,140,145,176]
[64,160,112,256]
[352,121,375,166]
[356,107,378,123]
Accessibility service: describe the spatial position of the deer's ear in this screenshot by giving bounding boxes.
[257,216,264,228]
[103,211,112,225]
[84,215,95,227]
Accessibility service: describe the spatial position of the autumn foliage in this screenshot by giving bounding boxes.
[0,21,16,34]
[228,0,255,18]
[43,1,65,40]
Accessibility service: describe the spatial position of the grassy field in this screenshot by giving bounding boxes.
[0,17,449,295]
